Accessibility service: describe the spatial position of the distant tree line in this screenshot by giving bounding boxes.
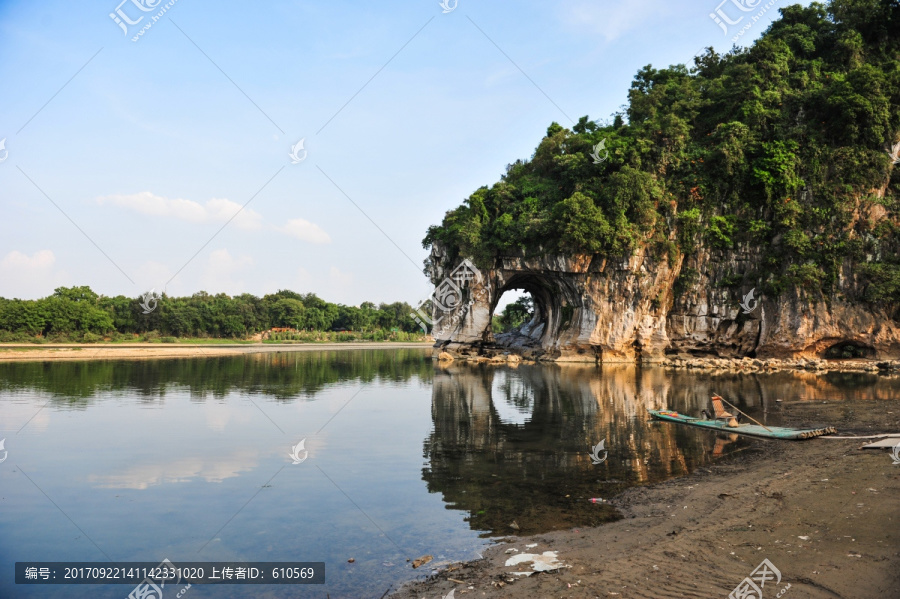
[0,286,427,342]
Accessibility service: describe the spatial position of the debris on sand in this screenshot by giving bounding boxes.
[504,551,565,572]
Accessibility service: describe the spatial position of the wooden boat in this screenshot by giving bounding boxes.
[648,409,837,440]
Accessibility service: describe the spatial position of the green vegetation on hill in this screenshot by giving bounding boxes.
[0,286,425,342]
[424,0,900,310]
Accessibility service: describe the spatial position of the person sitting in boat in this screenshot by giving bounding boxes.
[701,395,743,427]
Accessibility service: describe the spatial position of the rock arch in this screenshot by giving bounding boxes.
[487,270,592,360]
[427,244,900,362]
[429,251,664,362]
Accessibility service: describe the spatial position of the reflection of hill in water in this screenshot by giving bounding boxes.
[422,363,900,536]
[423,364,720,536]
[0,349,433,403]
[423,363,900,535]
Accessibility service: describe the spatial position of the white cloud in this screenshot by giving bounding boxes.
[198,249,253,294]
[0,250,66,298]
[277,218,332,244]
[2,249,55,269]
[98,193,331,247]
[98,191,263,231]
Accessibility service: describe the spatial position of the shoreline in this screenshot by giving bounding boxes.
[0,341,433,362]
[3,341,900,375]
[390,398,900,599]
[438,351,900,374]
[659,355,900,374]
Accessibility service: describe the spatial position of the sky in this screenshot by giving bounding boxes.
[0,0,811,307]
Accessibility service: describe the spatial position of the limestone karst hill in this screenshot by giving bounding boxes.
[424,0,900,362]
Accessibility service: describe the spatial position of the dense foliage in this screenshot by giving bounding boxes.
[0,286,425,342]
[424,0,900,309]
[492,296,535,333]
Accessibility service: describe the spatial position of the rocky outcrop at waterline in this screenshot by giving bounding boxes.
[426,244,900,363]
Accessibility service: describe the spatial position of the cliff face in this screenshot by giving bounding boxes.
[420,4,900,363]
[428,242,900,363]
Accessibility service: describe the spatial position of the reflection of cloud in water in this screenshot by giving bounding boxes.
[205,407,233,432]
[88,449,259,489]
[491,371,533,426]
[0,400,52,433]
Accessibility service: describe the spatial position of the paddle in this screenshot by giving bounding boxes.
[713,394,773,432]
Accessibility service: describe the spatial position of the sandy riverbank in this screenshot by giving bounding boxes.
[0,342,433,361]
[391,398,900,599]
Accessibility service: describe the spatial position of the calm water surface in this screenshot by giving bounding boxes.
[1,349,897,598]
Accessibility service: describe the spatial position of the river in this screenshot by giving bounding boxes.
[1,349,897,598]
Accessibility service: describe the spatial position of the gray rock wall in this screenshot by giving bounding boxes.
[428,243,900,363]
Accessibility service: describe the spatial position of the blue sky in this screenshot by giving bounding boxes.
[0,0,809,306]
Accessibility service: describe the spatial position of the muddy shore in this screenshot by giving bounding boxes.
[0,341,433,361]
[391,398,900,599]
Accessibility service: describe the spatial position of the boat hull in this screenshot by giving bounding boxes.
[648,409,836,440]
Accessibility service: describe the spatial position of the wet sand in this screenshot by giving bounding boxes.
[0,342,433,361]
[391,398,900,599]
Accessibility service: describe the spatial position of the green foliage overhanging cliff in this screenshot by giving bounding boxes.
[423,0,900,309]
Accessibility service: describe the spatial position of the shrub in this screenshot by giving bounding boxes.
[786,262,827,291]
[674,267,700,297]
[676,209,702,253]
[705,215,736,250]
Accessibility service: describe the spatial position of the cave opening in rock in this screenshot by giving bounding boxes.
[493,289,534,333]
[823,341,875,360]
[489,281,548,349]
